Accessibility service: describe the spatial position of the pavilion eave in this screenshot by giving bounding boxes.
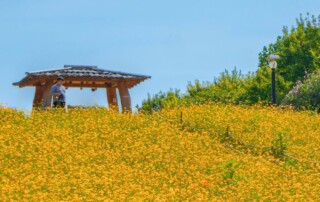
[13,75,149,89]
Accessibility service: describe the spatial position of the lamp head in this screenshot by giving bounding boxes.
[267,54,280,62]
[268,61,277,69]
[267,54,280,69]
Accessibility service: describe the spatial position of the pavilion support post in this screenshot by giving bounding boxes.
[106,87,118,110]
[42,84,52,109]
[33,86,45,109]
[118,81,131,112]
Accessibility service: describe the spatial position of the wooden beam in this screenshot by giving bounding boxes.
[44,76,144,83]
[106,87,118,109]
[57,77,123,82]
[17,76,147,88]
[33,86,45,108]
[118,81,131,112]
[64,83,112,88]
[42,84,53,109]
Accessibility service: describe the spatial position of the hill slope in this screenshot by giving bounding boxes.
[0,105,319,201]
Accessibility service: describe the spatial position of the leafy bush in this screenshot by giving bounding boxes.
[140,89,183,112]
[186,68,248,104]
[140,67,291,111]
[140,68,250,112]
[243,66,291,105]
[282,70,320,112]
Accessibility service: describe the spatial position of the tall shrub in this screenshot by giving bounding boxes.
[282,71,320,112]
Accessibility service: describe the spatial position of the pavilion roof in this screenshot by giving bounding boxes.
[13,65,151,89]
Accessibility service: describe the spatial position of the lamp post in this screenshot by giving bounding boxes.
[267,54,280,105]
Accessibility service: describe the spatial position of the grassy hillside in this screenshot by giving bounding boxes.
[0,105,319,201]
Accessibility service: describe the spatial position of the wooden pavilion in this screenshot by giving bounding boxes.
[13,65,151,111]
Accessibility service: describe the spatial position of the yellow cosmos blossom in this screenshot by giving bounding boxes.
[0,104,319,201]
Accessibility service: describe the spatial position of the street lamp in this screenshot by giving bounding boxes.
[267,54,280,104]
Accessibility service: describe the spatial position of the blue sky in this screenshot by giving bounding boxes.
[1,0,320,110]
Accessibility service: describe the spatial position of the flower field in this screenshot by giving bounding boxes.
[0,104,320,201]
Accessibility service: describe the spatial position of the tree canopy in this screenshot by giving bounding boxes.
[259,13,320,84]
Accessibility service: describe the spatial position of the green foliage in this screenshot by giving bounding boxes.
[259,13,320,84]
[140,89,182,112]
[140,67,291,111]
[141,14,320,112]
[282,70,320,112]
[186,68,248,104]
[140,68,251,112]
[222,159,239,181]
[271,133,288,160]
[243,66,291,104]
[186,66,291,105]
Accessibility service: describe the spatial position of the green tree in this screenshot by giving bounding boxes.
[244,66,291,104]
[259,13,320,84]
